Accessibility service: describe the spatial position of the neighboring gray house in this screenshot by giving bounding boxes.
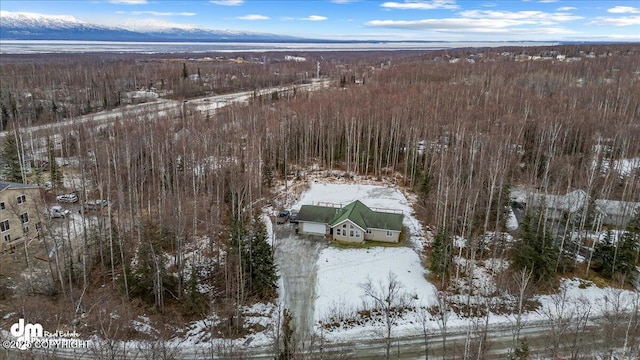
[511,187,640,229]
[594,199,640,228]
[296,200,404,243]
[511,188,588,221]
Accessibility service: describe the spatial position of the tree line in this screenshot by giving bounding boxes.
[1,44,638,357]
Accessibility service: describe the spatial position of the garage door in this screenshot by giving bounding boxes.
[301,222,326,235]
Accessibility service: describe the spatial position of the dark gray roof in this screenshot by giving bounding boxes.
[297,205,340,224]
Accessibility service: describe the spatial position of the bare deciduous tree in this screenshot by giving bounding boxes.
[360,272,411,360]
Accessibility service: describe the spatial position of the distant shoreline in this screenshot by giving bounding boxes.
[0,40,566,55]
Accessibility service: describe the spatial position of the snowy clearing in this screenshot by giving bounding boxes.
[295,182,427,250]
[288,182,435,341]
[286,182,639,345]
[315,246,437,339]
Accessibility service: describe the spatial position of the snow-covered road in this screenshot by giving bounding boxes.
[0,80,328,141]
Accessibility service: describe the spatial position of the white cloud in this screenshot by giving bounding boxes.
[460,9,583,22]
[588,15,640,26]
[302,15,328,21]
[366,18,577,35]
[607,6,640,14]
[557,6,576,11]
[210,0,243,5]
[367,18,530,30]
[538,0,558,3]
[109,0,147,4]
[366,8,584,35]
[283,15,328,21]
[118,11,196,16]
[237,14,269,20]
[381,0,459,10]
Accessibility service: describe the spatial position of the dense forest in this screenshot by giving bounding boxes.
[1,44,639,358]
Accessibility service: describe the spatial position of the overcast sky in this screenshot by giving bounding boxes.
[1,0,639,41]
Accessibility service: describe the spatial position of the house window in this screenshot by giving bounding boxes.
[355,231,360,238]
[350,230,354,237]
[3,234,10,242]
[0,202,5,210]
[20,212,29,224]
[35,222,42,231]
[17,194,26,204]
[386,230,393,237]
[0,219,9,232]
[336,229,341,236]
[23,225,29,234]
[350,224,354,229]
[366,229,371,234]
[342,224,346,229]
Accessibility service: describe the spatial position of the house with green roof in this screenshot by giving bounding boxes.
[296,200,404,243]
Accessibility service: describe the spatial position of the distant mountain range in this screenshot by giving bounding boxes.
[0,11,307,43]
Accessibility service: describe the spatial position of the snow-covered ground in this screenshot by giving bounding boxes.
[286,182,639,344]
[594,156,640,177]
[296,182,427,249]
[288,182,435,340]
[3,181,639,358]
[315,246,437,339]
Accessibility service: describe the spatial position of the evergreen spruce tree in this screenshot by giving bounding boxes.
[593,214,639,284]
[430,227,452,279]
[1,134,23,182]
[511,215,558,282]
[626,210,640,269]
[263,161,273,187]
[183,267,208,317]
[592,230,617,278]
[0,91,10,131]
[419,169,432,202]
[615,234,638,283]
[128,221,177,312]
[182,63,189,79]
[47,137,63,188]
[245,214,278,299]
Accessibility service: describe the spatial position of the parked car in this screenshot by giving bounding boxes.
[511,201,525,211]
[84,199,110,210]
[56,194,78,203]
[289,209,299,223]
[276,210,290,224]
[50,205,71,219]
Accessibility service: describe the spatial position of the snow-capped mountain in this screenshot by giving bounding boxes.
[0,11,87,29]
[0,11,305,42]
[0,11,155,41]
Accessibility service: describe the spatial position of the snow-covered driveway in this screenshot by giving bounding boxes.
[273,224,326,348]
